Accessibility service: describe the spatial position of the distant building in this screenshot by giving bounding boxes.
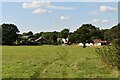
[21,35,32,39]
[35,37,47,44]
[62,38,68,44]
[93,39,108,46]
[79,43,93,46]
[79,39,108,47]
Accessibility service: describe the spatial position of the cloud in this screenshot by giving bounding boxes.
[22,1,75,14]
[100,5,117,12]
[22,1,75,10]
[60,16,70,20]
[22,1,50,9]
[92,18,109,23]
[47,5,75,10]
[32,8,51,14]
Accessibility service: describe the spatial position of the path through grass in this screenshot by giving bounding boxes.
[2,45,118,78]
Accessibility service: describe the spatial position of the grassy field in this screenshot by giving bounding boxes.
[2,45,118,78]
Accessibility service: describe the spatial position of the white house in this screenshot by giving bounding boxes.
[79,43,83,46]
[62,38,68,44]
[79,43,93,46]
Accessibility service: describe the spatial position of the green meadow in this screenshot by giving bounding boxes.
[2,45,118,78]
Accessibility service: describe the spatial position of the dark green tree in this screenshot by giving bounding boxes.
[1,23,20,45]
[68,33,78,44]
[96,23,120,68]
[104,23,120,42]
[74,24,97,43]
[34,32,43,39]
[59,29,69,39]
[23,31,33,36]
[74,24,102,48]
[42,32,53,44]
[52,31,58,45]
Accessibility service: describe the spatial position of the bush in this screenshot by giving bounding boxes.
[96,45,120,68]
[112,39,120,46]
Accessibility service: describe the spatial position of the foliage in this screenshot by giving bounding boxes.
[104,24,120,41]
[96,46,120,68]
[1,23,20,45]
[59,29,69,39]
[68,33,77,44]
[96,23,120,68]
[1,23,119,45]
[34,32,43,39]
[52,31,58,45]
[74,24,102,43]
[96,23,120,67]
[41,32,53,44]
[23,31,33,36]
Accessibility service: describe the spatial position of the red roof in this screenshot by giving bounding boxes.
[93,39,107,43]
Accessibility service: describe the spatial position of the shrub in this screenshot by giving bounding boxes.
[96,45,120,68]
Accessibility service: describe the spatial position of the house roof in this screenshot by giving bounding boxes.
[21,35,31,39]
[35,37,46,42]
[93,39,107,43]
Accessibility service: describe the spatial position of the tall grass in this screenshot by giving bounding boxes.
[96,45,120,68]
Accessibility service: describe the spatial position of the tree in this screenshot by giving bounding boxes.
[42,32,53,44]
[34,32,43,39]
[104,24,120,42]
[59,29,69,39]
[23,31,33,36]
[74,24,102,48]
[1,23,20,45]
[75,24,96,42]
[52,31,58,45]
[96,23,120,68]
[68,33,77,44]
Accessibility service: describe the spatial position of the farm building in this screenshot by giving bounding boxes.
[79,43,93,46]
[35,37,47,44]
[62,38,69,44]
[57,38,69,44]
[93,39,108,46]
[79,39,108,46]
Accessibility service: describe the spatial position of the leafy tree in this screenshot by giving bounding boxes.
[59,29,69,39]
[74,24,99,43]
[42,32,53,44]
[96,23,120,69]
[52,31,58,45]
[104,24,120,41]
[68,33,77,44]
[34,32,43,39]
[23,31,33,36]
[1,23,20,45]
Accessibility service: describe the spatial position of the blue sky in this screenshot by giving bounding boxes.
[2,2,118,33]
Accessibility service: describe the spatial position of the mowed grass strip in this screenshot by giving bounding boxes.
[2,45,118,78]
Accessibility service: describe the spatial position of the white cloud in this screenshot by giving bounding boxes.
[100,5,117,12]
[22,1,50,9]
[60,16,70,20]
[32,8,51,14]
[22,1,75,14]
[92,18,109,23]
[47,5,75,10]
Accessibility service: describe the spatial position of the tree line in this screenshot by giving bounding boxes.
[1,23,120,46]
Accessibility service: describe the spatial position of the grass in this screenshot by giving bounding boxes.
[2,45,118,78]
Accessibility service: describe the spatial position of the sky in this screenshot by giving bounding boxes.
[1,1,118,33]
